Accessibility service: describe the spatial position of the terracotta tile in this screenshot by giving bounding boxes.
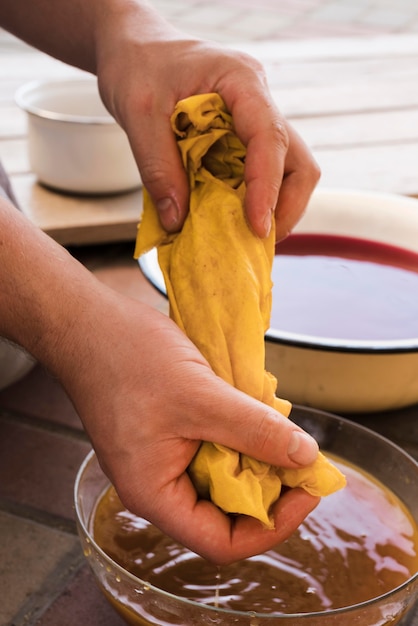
[35,564,126,626]
[0,418,91,520]
[0,364,82,430]
[0,511,80,625]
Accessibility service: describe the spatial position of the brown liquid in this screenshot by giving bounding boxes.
[93,456,418,617]
[271,234,418,341]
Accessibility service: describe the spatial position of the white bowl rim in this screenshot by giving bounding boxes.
[265,328,418,354]
[15,78,115,125]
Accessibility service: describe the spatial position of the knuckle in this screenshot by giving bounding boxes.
[214,48,270,96]
[236,51,266,80]
[220,48,266,75]
[249,409,276,458]
[301,156,322,193]
[271,120,290,151]
[140,155,171,189]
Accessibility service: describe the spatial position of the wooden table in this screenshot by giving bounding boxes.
[1,34,418,246]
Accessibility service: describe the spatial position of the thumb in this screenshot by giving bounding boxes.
[131,114,189,232]
[185,375,319,469]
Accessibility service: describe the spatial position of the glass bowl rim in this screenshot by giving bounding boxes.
[74,422,418,621]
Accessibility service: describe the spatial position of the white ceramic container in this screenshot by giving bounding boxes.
[15,78,141,194]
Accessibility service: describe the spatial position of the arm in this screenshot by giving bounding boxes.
[0,0,320,240]
[0,0,321,561]
[0,197,319,563]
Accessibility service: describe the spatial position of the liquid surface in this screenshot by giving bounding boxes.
[271,234,418,341]
[93,456,418,615]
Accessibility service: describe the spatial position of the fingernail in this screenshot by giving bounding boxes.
[157,197,179,230]
[288,431,319,465]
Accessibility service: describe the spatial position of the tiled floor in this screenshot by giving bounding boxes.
[1,1,418,625]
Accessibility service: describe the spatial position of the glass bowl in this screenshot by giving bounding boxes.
[74,406,418,626]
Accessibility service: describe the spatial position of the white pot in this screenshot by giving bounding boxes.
[15,78,141,194]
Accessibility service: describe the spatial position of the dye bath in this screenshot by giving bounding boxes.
[271,234,418,342]
[92,456,418,619]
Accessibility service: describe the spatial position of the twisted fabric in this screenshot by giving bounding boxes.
[135,93,345,527]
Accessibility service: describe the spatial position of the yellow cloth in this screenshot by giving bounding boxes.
[134,93,345,528]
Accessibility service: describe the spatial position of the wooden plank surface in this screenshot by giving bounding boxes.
[1,35,418,245]
[12,173,142,244]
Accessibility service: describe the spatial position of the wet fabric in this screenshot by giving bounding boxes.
[135,93,345,527]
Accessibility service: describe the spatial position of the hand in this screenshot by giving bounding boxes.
[0,197,319,564]
[94,3,320,241]
[58,283,319,564]
[0,0,321,564]
[1,0,319,240]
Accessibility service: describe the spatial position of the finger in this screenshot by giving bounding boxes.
[241,116,289,239]
[274,123,321,242]
[143,473,320,565]
[125,98,189,232]
[221,488,320,563]
[225,89,288,239]
[176,371,319,469]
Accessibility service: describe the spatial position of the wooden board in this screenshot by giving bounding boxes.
[12,173,141,245]
[1,35,418,245]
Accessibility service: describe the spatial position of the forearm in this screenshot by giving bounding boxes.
[0,0,176,74]
[0,199,103,377]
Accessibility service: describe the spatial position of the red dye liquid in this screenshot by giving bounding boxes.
[271,234,418,342]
